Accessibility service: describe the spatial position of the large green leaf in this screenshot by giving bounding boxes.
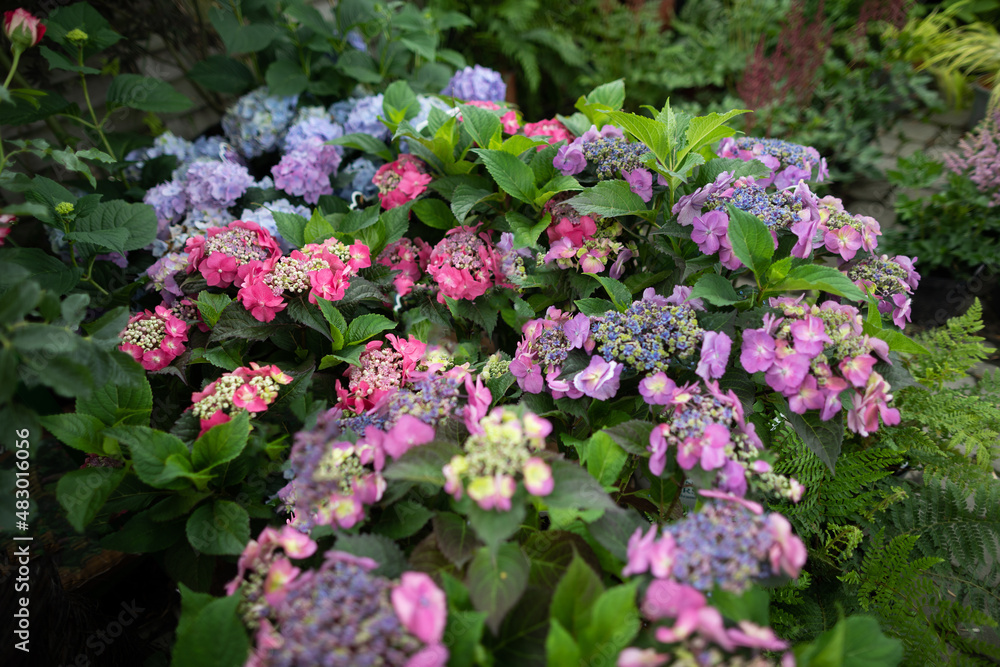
[170,587,249,667]
[568,180,648,219]
[56,467,126,532]
[472,149,537,205]
[70,199,158,255]
[466,543,530,634]
[796,615,903,667]
[186,500,250,555]
[680,109,749,160]
[605,110,669,164]
[725,204,774,280]
[187,56,255,95]
[774,265,867,301]
[77,362,151,427]
[191,411,250,472]
[689,273,742,306]
[39,413,105,453]
[106,75,193,114]
[345,313,396,345]
[105,425,194,489]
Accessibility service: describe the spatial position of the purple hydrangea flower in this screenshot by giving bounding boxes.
[239,198,311,243]
[144,179,188,232]
[573,355,623,400]
[696,331,732,381]
[283,107,345,153]
[183,159,255,210]
[623,168,653,202]
[442,65,507,102]
[272,139,342,205]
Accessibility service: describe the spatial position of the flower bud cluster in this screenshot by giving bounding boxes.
[337,334,426,413]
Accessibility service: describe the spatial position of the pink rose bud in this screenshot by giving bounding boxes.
[4,9,45,49]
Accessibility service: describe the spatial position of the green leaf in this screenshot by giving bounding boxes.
[581,432,628,488]
[383,441,461,485]
[579,582,640,660]
[689,272,742,306]
[303,208,336,244]
[796,615,903,667]
[72,199,158,255]
[77,364,151,427]
[472,149,538,205]
[776,397,843,474]
[271,210,308,248]
[211,302,291,342]
[0,279,41,325]
[589,274,632,312]
[345,313,396,345]
[412,198,458,230]
[49,149,97,188]
[170,588,249,667]
[187,55,255,95]
[568,180,649,219]
[466,500,526,554]
[383,80,420,127]
[56,467,127,532]
[680,109,749,160]
[101,510,184,553]
[467,543,530,635]
[544,459,618,514]
[574,298,615,317]
[774,265,867,301]
[546,619,581,666]
[106,425,193,489]
[39,413,106,453]
[586,79,626,109]
[192,411,250,472]
[725,204,774,280]
[106,75,193,113]
[265,59,308,97]
[550,554,604,634]
[460,103,503,148]
[433,511,481,567]
[328,133,393,162]
[373,501,434,540]
[711,585,770,626]
[605,111,668,164]
[506,211,550,249]
[450,185,496,224]
[195,292,232,328]
[335,533,407,577]
[186,500,250,555]
[444,610,487,667]
[861,322,930,355]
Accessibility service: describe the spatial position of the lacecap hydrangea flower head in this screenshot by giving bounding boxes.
[373,154,432,210]
[189,363,292,437]
[542,194,635,277]
[718,137,828,190]
[740,296,900,436]
[674,171,824,267]
[185,220,282,289]
[644,378,803,502]
[231,534,449,667]
[118,304,188,371]
[846,253,920,329]
[444,406,555,511]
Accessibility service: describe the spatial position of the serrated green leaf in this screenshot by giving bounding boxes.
[467,544,530,634]
[689,273,741,306]
[472,149,537,205]
[107,75,193,113]
[186,500,250,555]
[57,467,126,532]
[725,204,774,280]
[774,265,867,301]
[412,198,458,230]
[568,180,649,219]
[345,313,396,345]
[192,411,250,472]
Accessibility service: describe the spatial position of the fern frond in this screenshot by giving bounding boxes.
[908,299,995,389]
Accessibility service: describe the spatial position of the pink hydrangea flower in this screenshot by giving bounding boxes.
[740,329,776,373]
[392,572,447,645]
[522,118,573,146]
[696,331,731,381]
[373,154,433,209]
[573,355,623,400]
[522,457,554,496]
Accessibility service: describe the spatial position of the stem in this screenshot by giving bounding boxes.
[78,68,117,161]
[3,49,21,89]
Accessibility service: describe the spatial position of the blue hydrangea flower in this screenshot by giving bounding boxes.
[344,94,389,141]
[222,87,299,158]
[144,179,188,232]
[272,139,342,205]
[442,65,507,102]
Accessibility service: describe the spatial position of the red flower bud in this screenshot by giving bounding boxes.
[4,9,45,50]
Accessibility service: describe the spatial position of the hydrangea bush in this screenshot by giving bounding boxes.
[4,6,972,664]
